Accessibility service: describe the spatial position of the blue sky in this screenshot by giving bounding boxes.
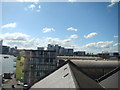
[0,2,119,53]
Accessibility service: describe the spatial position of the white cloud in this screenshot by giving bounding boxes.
[44,38,118,53]
[27,4,41,12]
[113,43,120,46]
[17,0,39,2]
[1,33,118,53]
[114,35,118,38]
[67,27,77,31]
[84,32,97,38]
[36,10,40,12]
[28,4,36,10]
[4,38,42,49]
[1,33,72,49]
[0,33,29,41]
[74,41,118,53]
[108,3,115,7]
[19,0,41,12]
[70,34,78,39]
[108,0,118,7]
[1,22,16,28]
[45,37,72,48]
[68,0,77,2]
[63,39,71,43]
[42,28,55,33]
[84,41,114,48]
[1,33,43,49]
[38,5,41,8]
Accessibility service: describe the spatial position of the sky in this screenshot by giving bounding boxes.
[0,1,119,53]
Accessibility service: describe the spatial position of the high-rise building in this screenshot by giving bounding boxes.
[65,49,74,56]
[59,47,65,55]
[37,47,44,50]
[47,44,74,56]
[74,51,86,56]
[47,44,55,51]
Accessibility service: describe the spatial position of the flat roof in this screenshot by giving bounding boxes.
[71,60,119,68]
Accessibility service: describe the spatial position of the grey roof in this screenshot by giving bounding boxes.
[97,67,120,88]
[71,60,118,68]
[68,61,104,88]
[30,60,104,89]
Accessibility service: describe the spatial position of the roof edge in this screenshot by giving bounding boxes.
[97,66,120,82]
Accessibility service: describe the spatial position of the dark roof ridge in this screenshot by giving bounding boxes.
[67,60,98,81]
[97,66,120,82]
[68,60,104,89]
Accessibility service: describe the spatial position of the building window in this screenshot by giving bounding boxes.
[63,73,69,78]
[22,70,24,73]
[17,56,21,60]
[44,59,49,63]
[64,67,67,70]
[50,59,53,62]
[20,62,23,66]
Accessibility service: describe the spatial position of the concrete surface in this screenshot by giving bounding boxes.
[31,64,76,88]
[31,61,104,89]
[99,70,119,88]
[2,78,23,90]
[71,60,119,68]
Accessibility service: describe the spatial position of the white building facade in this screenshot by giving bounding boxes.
[0,54,16,74]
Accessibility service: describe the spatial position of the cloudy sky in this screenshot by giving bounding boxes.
[0,1,119,53]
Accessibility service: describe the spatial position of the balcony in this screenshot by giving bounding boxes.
[24,55,56,58]
[26,62,56,65]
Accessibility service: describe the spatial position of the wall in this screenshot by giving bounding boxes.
[16,56,24,82]
[0,55,16,74]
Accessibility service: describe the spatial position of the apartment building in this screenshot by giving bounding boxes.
[18,50,57,86]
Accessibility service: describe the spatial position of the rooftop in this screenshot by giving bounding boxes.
[30,60,105,89]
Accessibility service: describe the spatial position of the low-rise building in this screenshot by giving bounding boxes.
[0,54,16,79]
[65,49,73,56]
[37,47,44,50]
